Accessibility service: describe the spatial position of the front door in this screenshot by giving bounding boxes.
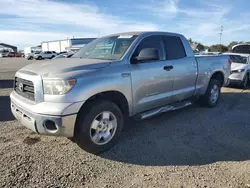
[129,35,174,114]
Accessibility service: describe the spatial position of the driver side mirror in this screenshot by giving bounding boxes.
[132,48,159,63]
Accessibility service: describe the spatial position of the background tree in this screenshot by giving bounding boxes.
[228,41,239,51]
[188,38,193,43]
[209,44,228,52]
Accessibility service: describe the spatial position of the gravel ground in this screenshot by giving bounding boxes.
[1,58,250,188]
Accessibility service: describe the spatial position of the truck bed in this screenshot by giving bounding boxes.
[195,55,231,95]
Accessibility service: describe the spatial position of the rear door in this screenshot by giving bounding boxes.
[129,35,174,114]
[163,35,197,102]
[46,51,52,58]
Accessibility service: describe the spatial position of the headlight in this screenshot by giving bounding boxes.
[231,69,245,73]
[43,79,76,95]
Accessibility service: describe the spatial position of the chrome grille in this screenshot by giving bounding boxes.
[14,77,35,101]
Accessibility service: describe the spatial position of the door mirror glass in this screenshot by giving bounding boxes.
[135,48,159,62]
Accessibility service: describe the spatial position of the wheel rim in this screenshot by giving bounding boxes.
[210,85,219,104]
[89,111,117,145]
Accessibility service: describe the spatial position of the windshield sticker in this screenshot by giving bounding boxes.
[118,35,134,39]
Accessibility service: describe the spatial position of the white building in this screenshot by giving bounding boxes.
[41,38,96,53]
[24,46,42,56]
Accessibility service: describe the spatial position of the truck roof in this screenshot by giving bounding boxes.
[105,31,184,37]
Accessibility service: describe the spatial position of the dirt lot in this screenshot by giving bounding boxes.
[1,58,250,188]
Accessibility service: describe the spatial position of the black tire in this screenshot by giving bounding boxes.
[74,100,124,154]
[29,56,33,60]
[241,73,249,89]
[199,79,221,108]
[51,55,55,59]
[38,56,42,60]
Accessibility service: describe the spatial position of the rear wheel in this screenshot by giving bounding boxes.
[74,100,124,154]
[38,56,42,60]
[199,79,221,108]
[29,56,33,60]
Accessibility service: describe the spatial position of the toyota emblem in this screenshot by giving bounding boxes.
[18,83,24,92]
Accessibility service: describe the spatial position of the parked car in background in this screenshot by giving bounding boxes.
[223,52,250,88]
[0,50,10,57]
[232,44,250,54]
[24,46,42,58]
[34,51,57,60]
[15,53,24,58]
[58,51,68,54]
[6,52,24,58]
[26,51,41,60]
[52,52,74,59]
[8,52,16,57]
[11,31,231,154]
[198,52,222,56]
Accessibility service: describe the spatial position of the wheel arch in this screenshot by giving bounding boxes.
[74,90,129,137]
[76,90,129,119]
[209,71,225,87]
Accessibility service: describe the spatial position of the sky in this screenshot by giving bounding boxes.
[0,0,250,49]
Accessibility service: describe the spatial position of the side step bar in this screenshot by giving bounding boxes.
[136,101,193,120]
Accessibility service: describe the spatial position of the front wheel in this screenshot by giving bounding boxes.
[241,74,249,89]
[199,79,221,108]
[74,100,124,154]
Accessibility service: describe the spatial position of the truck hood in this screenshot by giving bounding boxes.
[231,63,248,71]
[20,58,111,78]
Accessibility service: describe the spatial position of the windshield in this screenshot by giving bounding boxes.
[72,35,138,60]
[229,55,248,64]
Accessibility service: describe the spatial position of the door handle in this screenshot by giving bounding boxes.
[163,65,173,71]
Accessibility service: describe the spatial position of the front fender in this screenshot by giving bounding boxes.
[66,68,133,115]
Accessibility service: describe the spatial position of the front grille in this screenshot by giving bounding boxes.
[14,77,35,101]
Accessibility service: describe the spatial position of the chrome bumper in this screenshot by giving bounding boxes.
[11,101,77,137]
[10,91,84,137]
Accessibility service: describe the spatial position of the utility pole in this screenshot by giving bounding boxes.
[219,26,223,52]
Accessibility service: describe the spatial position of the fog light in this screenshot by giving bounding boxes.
[44,120,57,131]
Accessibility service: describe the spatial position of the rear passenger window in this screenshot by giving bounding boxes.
[47,51,52,54]
[164,36,186,60]
[132,35,165,61]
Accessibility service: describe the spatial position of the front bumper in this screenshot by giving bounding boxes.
[228,72,245,85]
[25,55,32,59]
[229,72,245,81]
[10,91,84,137]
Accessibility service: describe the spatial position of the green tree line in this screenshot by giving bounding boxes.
[188,38,250,52]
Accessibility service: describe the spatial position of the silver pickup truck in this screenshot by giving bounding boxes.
[10,31,231,154]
